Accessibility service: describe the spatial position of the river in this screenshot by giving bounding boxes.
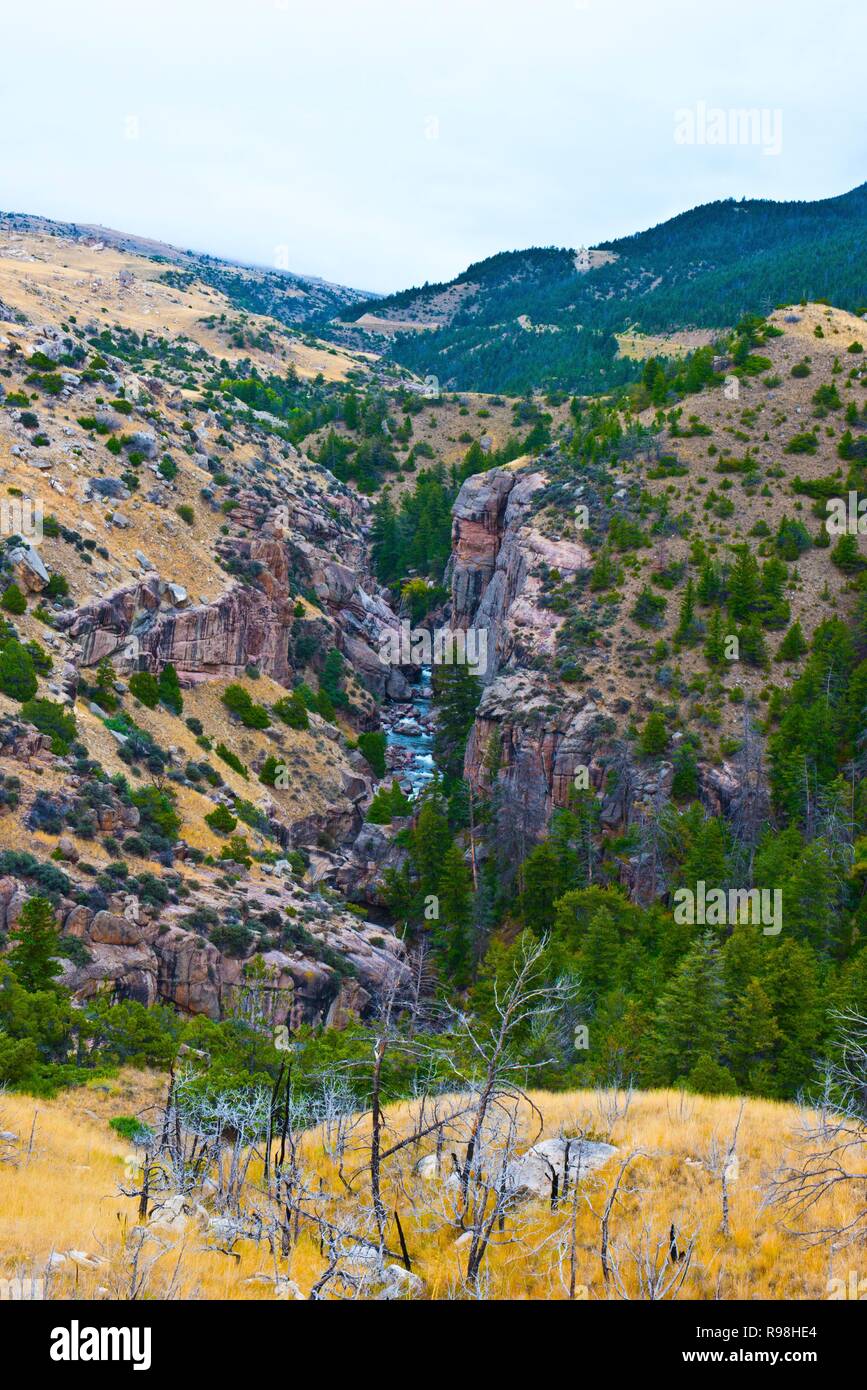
[381,665,436,799]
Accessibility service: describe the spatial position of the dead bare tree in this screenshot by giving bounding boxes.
[607,1217,698,1300]
[590,1147,645,1287]
[765,1010,867,1254]
[438,934,574,1219]
[705,1100,744,1237]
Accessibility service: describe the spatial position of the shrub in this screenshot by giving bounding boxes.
[259,755,284,787]
[632,587,667,629]
[210,921,253,955]
[639,712,669,757]
[219,835,252,868]
[128,671,160,707]
[109,1116,154,1145]
[221,684,270,729]
[44,573,69,600]
[272,692,309,730]
[357,730,387,778]
[215,743,248,778]
[130,785,181,842]
[20,698,76,752]
[157,662,183,715]
[366,779,412,823]
[784,430,818,455]
[176,504,195,526]
[0,640,38,701]
[205,803,237,834]
[1,583,26,615]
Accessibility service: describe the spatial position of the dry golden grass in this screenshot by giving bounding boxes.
[0,228,361,382]
[0,1076,859,1300]
[615,328,718,360]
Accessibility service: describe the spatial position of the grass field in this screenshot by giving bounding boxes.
[1,1074,860,1300]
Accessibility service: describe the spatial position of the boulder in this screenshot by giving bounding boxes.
[505,1137,617,1199]
[8,543,49,592]
[88,911,143,946]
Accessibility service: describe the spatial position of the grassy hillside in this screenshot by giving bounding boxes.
[332,183,867,393]
[1,1075,857,1300]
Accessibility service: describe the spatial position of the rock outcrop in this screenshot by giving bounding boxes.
[65,490,410,698]
[450,465,591,681]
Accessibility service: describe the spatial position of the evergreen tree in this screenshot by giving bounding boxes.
[371,493,399,585]
[674,578,699,645]
[679,812,729,896]
[785,840,839,954]
[158,662,183,715]
[697,556,722,604]
[739,617,769,668]
[578,907,622,993]
[435,844,474,986]
[640,711,668,757]
[671,742,699,801]
[704,607,726,666]
[432,663,481,784]
[410,798,452,898]
[776,621,808,662]
[730,977,780,1092]
[8,896,63,992]
[728,545,761,622]
[651,932,728,1084]
[0,640,38,702]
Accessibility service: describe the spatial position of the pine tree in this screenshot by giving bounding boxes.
[674,578,698,645]
[432,663,481,785]
[730,977,780,1091]
[521,839,562,934]
[739,617,769,668]
[651,932,728,1084]
[728,545,761,622]
[579,907,622,992]
[785,840,839,953]
[760,938,824,1096]
[435,844,474,986]
[589,547,615,592]
[680,813,728,896]
[704,607,726,666]
[697,557,722,604]
[8,896,62,992]
[410,799,452,898]
[671,742,699,801]
[776,621,808,662]
[158,661,183,714]
[640,711,668,757]
[94,658,118,710]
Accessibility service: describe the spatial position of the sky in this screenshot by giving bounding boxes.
[1,0,864,293]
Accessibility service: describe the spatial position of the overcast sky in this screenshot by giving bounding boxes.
[2,0,864,292]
